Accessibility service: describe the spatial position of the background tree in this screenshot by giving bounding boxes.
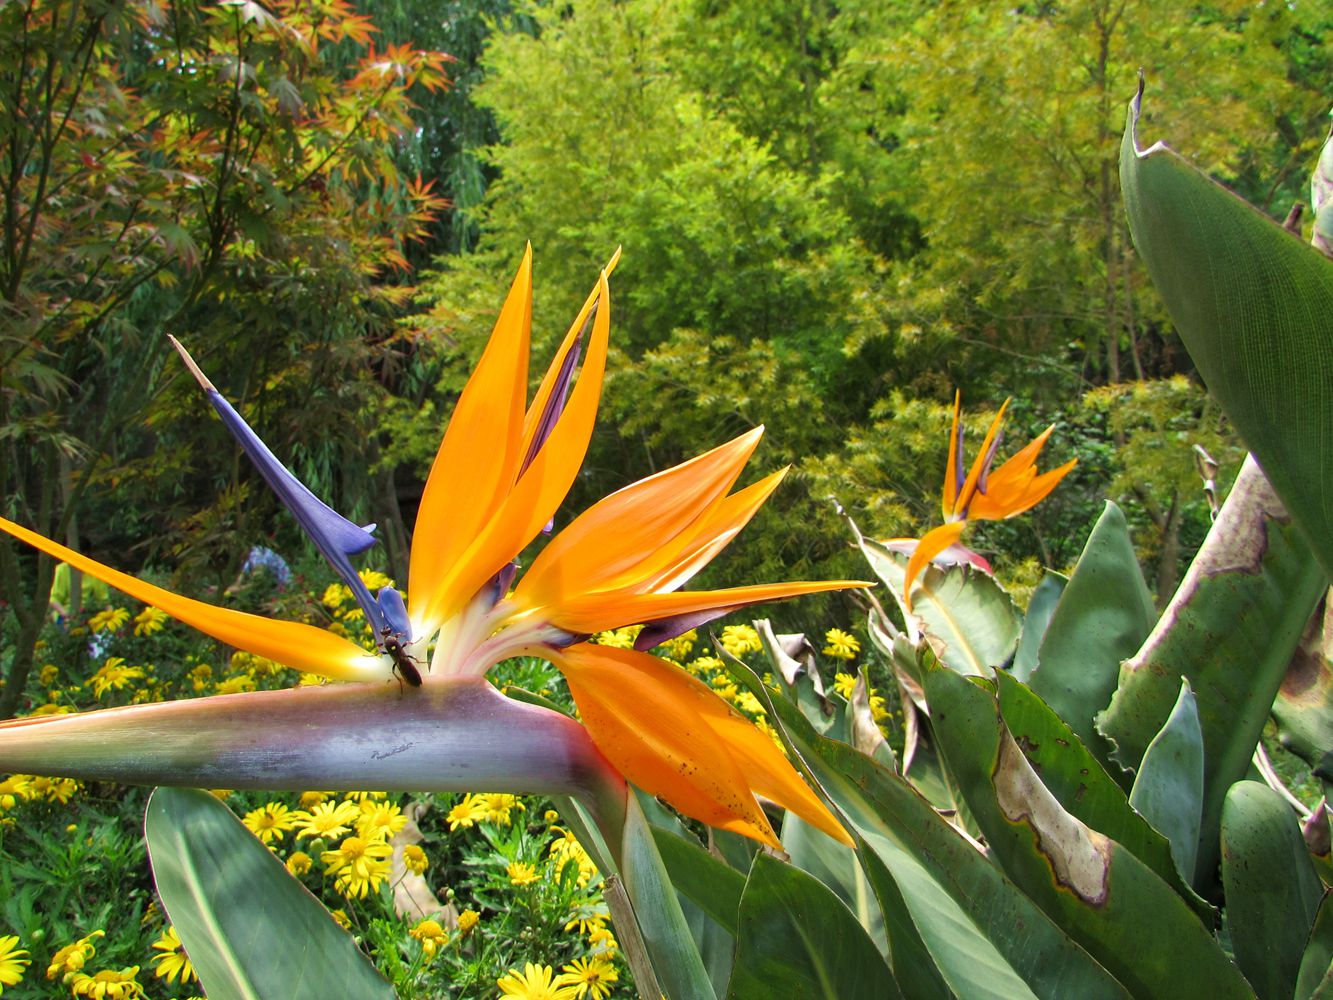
[0,0,447,717]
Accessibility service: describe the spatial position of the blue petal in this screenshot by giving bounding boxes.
[170,337,390,636]
[634,607,744,652]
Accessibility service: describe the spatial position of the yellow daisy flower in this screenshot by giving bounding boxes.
[132,607,168,636]
[497,962,578,1000]
[446,794,486,831]
[558,956,619,1000]
[286,850,313,876]
[479,793,524,826]
[402,844,428,875]
[242,802,296,844]
[149,926,195,985]
[87,608,130,634]
[0,935,30,991]
[321,836,393,898]
[46,929,103,982]
[356,800,406,842]
[507,861,540,886]
[718,624,761,657]
[457,909,480,936]
[292,799,360,840]
[822,628,860,660]
[69,965,144,998]
[408,919,448,959]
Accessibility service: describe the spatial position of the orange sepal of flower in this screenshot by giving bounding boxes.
[549,644,852,849]
[0,516,380,682]
[901,521,967,610]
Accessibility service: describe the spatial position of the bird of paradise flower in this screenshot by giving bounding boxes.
[0,246,861,850]
[894,391,1076,609]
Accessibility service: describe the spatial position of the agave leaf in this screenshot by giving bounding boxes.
[723,657,1132,1000]
[1100,457,1327,885]
[1120,86,1333,582]
[725,852,899,1000]
[1221,781,1325,1000]
[996,673,1212,923]
[146,788,395,1000]
[925,666,1251,998]
[1028,502,1154,764]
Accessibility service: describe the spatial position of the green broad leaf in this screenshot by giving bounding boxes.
[620,793,718,1000]
[856,531,1020,678]
[1013,571,1067,682]
[1221,781,1325,1000]
[1129,680,1204,884]
[1028,501,1155,763]
[1273,595,1333,783]
[1297,890,1333,1000]
[995,673,1212,923]
[726,852,899,1000]
[1120,86,1333,582]
[651,826,745,935]
[1099,458,1328,885]
[145,787,394,1000]
[925,668,1252,999]
[856,846,952,1000]
[782,811,886,951]
[724,659,1132,1000]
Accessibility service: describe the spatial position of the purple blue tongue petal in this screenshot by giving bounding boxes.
[376,585,412,639]
[170,336,389,636]
[634,606,745,652]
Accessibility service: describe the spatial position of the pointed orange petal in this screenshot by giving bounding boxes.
[0,516,383,682]
[635,468,788,595]
[902,521,967,611]
[943,389,962,517]
[955,399,1009,515]
[514,427,764,612]
[520,249,621,453]
[704,711,852,846]
[410,247,533,633]
[549,644,780,847]
[969,457,1076,521]
[545,579,870,636]
[423,272,613,624]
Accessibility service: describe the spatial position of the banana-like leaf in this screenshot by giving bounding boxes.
[1029,502,1154,764]
[1297,890,1333,1000]
[1129,680,1205,884]
[856,848,952,1000]
[1120,85,1333,582]
[996,673,1212,923]
[1221,781,1325,1000]
[925,667,1252,998]
[620,793,717,1000]
[145,787,395,1000]
[725,852,899,1000]
[725,657,1133,1000]
[1013,571,1067,682]
[855,530,1020,678]
[1100,457,1328,884]
[1273,593,1333,782]
[651,827,745,936]
[782,811,886,951]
